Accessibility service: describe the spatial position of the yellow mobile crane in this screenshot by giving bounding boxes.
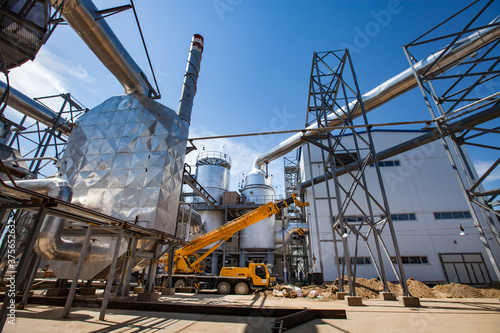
[161,194,309,294]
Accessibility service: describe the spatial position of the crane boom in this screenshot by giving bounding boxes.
[174,194,309,268]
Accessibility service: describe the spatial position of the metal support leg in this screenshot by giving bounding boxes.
[239,252,245,267]
[0,203,47,330]
[166,246,175,288]
[18,254,41,310]
[99,228,124,321]
[145,243,160,292]
[146,260,156,292]
[62,226,92,319]
[122,237,137,296]
[0,208,9,247]
[211,253,219,275]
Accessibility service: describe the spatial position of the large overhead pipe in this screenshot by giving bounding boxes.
[301,104,500,188]
[0,81,72,136]
[253,17,500,170]
[51,0,151,96]
[178,34,204,129]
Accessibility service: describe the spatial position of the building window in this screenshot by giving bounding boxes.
[338,257,372,265]
[391,213,416,221]
[434,211,472,220]
[370,160,400,167]
[345,216,364,223]
[391,256,429,264]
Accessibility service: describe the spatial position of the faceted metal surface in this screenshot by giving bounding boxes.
[59,94,188,235]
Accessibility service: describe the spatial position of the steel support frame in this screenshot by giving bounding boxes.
[304,50,410,295]
[99,227,124,321]
[5,93,86,178]
[0,202,47,330]
[62,226,93,318]
[285,235,309,283]
[402,0,500,280]
[118,236,138,297]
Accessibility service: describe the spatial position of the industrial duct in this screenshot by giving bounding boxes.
[275,222,309,246]
[252,17,500,170]
[2,177,106,261]
[51,0,152,96]
[0,81,72,136]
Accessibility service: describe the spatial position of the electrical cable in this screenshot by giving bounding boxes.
[130,0,161,99]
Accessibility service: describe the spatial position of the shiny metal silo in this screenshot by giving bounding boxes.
[239,168,276,250]
[194,151,231,235]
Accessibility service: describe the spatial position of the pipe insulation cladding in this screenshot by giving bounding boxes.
[0,81,73,136]
[51,0,151,96]
[252,16,500,171]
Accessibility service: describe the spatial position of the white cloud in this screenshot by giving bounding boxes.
[6,48,94,110]
[473,160,500,183]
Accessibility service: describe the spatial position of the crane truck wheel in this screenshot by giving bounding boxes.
[217,281,231,294]
[234,282,250,295]
[174,279,186,289]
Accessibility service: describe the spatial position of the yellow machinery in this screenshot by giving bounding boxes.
[161,194,309,294]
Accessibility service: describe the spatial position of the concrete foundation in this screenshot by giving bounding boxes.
[77,287,97,296]
[137,291,160,302]
[379,292,397,300]
[345,296,363,306]
[399,296,421,307]
[46,288,69,297]
[161,288,175,295]
[336,292,348,300]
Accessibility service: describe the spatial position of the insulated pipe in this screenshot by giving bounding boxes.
[4,178,101,262]
[178,34,204,129]
[51,0,151,96]
[0,81,72,136]
[300,103,500,188]
[275,222,309,245]
[253,17,500,170]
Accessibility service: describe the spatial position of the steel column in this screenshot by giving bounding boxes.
[0,202,47,330]
[62,226,92,318]
[18,254,41,310]
[99,227,124,321]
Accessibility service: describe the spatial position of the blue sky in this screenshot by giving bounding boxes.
[4,0,499,194]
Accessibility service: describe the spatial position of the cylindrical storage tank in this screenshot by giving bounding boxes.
[195,151,231,204]
[240,168,276,251]
[194,151,231,232]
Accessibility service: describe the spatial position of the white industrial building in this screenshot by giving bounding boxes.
[298,129,500,284]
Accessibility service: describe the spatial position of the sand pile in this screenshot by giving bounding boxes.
[433,282,498,298]
[407,278,436,298]
[268,278,500,300]
[478,283,500,298]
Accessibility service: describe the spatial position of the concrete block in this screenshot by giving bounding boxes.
[46,288,69,297]
[379,292,397,300]
[137,291,160,302]
[77,287,97,296]
[336,292,348,300]
[176,287,194,293]
[398,296,421,307]
[345,296,363,306]
[161,287,175,295]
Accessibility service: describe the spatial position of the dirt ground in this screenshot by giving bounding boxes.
[268,278,500,300]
